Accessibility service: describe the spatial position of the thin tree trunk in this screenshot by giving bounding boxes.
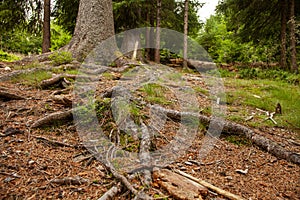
[183,0,189,69]
[154,0,161,63]
[145,9,151,60]
[280,0,287,70]
[42,0,51,53]
[289,0,298,73]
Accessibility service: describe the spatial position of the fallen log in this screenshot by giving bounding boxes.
[175,170,245,200]
[30,109,73,128]
[150,105,300,165]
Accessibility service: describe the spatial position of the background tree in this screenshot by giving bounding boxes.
[42,0,51,53]
[154,0,161,63]
[183,0,189,68]
[289,0,298,73]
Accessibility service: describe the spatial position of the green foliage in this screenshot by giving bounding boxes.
[50,23,72,51]
[0,49,20,62]
[159,49,181,64]
[197,14,279,64]
[237,68,300,85]
[1,28,42,54]
[49,51,73,66]
[52,0,79,33]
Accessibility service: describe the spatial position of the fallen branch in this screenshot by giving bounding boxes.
[30,109,73,128]
[175,170,245,200]
[151,105,300,165]
[50,176,89,185]
[33,135,75,148]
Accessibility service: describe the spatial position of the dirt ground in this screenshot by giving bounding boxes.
[0,64,299,200]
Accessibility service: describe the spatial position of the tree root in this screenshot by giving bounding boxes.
[98,185,121,200]
[30,109,73,128]
[0,90,26,101]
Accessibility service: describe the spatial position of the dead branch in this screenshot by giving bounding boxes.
[50,176,89,185]
[0,90,26,101]
[32,135,75,148]
[30,109,73,128]
[175,170,245,200]
[98,185,120,200]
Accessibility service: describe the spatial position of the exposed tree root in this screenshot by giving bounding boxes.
[0,90,26,101]
[30,110,73,128]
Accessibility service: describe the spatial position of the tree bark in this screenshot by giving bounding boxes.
[280,0,287,70]
[154,0,161,63]
[289,0,298,73]
[183,0,189,69]
[64,0,115,62]
[42,0,51,53]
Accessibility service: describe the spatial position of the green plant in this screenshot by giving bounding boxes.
[50,23,72,51]
[140,83,171,105]
[49,51,73,66]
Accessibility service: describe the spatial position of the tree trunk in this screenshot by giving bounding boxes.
[154,0,161,63]
[183,0,189,69]
[42,0,51,53]
[280,0,287,70]
[64,0,115,62]
[289,0,298,73]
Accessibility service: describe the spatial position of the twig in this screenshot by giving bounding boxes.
[32,135,75,148]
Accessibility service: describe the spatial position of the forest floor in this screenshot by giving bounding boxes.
[0,60,299,200]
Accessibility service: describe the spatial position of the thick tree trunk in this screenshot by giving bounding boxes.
[42,0,51,53]
[65,0,115,62]
[289,0,298,73]
[183,0,189,69]
[280,0,287,70]
[154,0,161,63]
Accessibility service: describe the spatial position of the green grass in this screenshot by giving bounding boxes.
[139,83,172,105]
[13,61,43,70]
[11,71,52,86]
[225,78,300,129]
[225,135,252,146]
